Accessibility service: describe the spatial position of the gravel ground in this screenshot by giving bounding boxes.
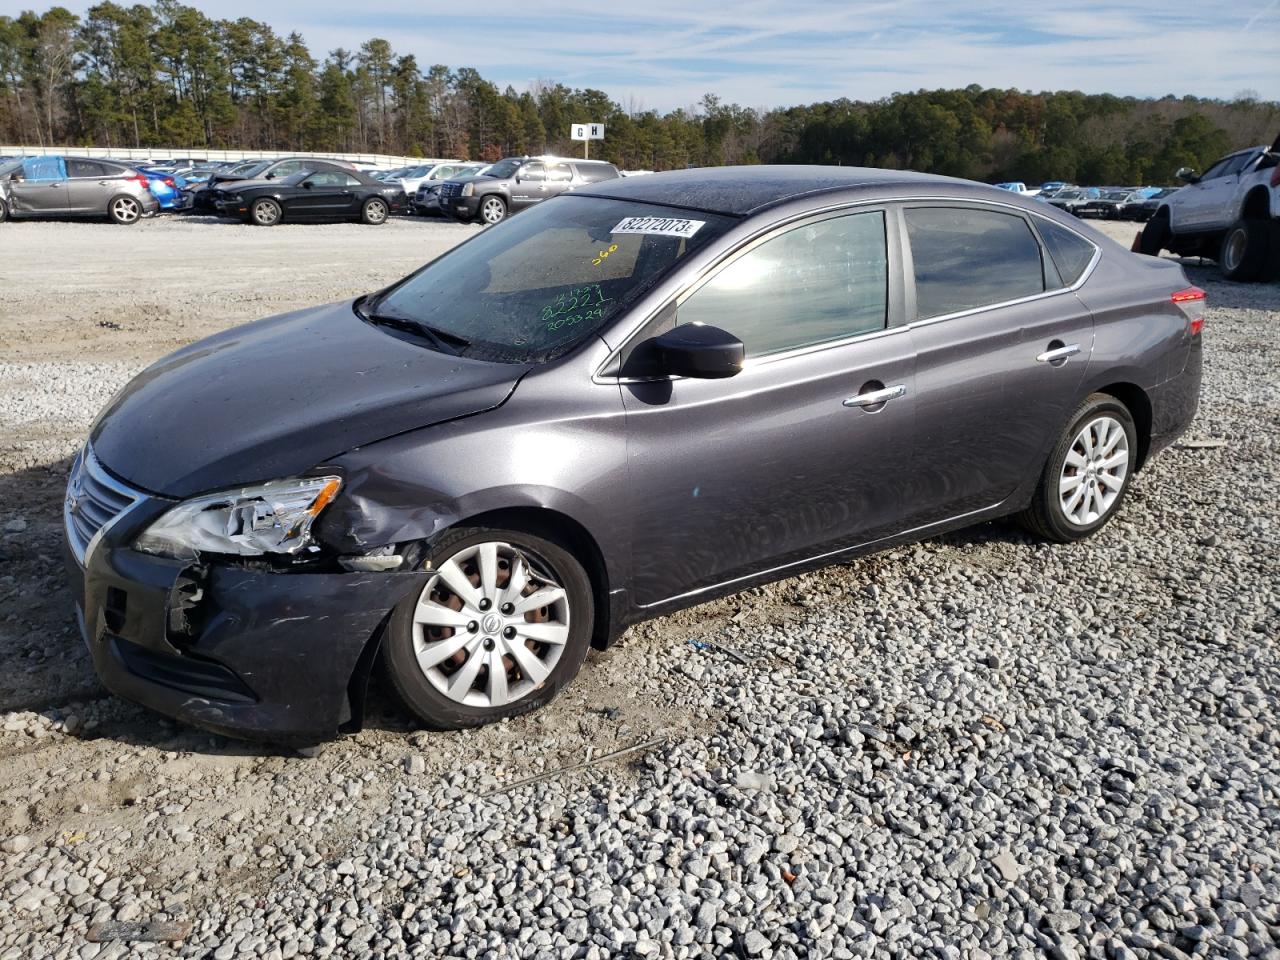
[0,214,1277,960]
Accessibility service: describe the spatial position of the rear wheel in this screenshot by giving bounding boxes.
[1137,211,1168,256]
[250,198,281,226]
[1018,394,1137,543]
[479,195,507,225]
[1219,218,1270,282]
[361,198,388,225]
[108,195,142,225]
[381,526,594,729]
[0,199,8,222]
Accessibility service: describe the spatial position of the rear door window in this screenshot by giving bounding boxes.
[518,162,545,182]
[546,163,574,183]
[903,206,1045,320]
[67,159,108,178]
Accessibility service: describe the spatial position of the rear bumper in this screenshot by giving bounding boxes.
[65,468,426,742]
[1148,335,1203,460]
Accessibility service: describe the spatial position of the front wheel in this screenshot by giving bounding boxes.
[478,195,507,225]
[361,198,388,225]
[250,198,281,226]
[381,527,594,729]
[1018,394,1137,543]
[1219,218,1270,282]
[108,195,142,225]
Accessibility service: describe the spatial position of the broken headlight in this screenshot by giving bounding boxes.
[135,476,341,561]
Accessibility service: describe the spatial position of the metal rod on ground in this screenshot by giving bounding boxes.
[480,735,667,798]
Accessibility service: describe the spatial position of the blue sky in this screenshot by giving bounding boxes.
[18,0,1280,111]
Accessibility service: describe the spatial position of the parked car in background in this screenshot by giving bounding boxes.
[218,168,406,225]
[390,162,467,199]
[1077,189,1141,220]
[993,182,1039,195]
[412,162,487,215]
[1039,181,1068,195]
[138,168,190,211]
[1126,188,1179,222]
[192,157,358,212]
[209,160,356,217]
[67,166,1204,741]
[0,156,158,224]
[1138,136,1280,281]
[1046,188,1101,216]
[438,156,621,224]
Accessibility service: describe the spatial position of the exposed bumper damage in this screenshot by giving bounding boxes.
[68,523,427,743]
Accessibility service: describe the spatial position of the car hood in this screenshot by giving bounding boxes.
[91,300,528,498]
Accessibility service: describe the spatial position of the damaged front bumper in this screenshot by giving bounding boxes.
[64,457,427,743]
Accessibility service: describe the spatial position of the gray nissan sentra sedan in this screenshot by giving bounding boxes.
[65,166,1204,742]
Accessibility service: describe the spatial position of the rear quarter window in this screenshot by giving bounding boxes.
[1034,218,1096,287]
[904,206,1045,320]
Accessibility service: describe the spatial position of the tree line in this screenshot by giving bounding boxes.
[2,2,1277,184]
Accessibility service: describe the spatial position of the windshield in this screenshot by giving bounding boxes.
[1104,191,1131,200]
[482,158,523,179]
[369,196,734,363]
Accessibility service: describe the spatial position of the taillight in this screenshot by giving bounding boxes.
[129,174,148,188]
[163,177,175,188]
[1171,286,1205,335]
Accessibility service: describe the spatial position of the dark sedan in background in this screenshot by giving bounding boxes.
[65,166,1203,742]
[217,168,406,225]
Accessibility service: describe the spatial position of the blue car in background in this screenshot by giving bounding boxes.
[138,168,190,211]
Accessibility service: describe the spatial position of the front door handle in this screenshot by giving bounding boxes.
[844,384,906,408]
[1036,343,1081,364]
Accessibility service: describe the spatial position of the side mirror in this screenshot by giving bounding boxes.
[649,324,744,379]
[1175,167,1199,184]
[302,180,313,189]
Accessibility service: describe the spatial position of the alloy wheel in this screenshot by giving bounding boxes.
[1058,415,1129,526]
[411,541,570,708]
[111,197,140,224]
[253,201,280,226]
[481,198,506,224]
[365,199,387,224]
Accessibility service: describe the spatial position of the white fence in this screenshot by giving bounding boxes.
[0,145,442,168]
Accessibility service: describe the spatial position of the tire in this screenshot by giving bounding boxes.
[0,198,7,223]
[1264,222,1280,283]
[381,526,594,730]
[1219,218,1270,282]
[1137,211,1168,256]
[478,195,507,225]
[361,197,388,225]
[107,194,142,225]
[1018,394,1137,543]
[250,198,281,227]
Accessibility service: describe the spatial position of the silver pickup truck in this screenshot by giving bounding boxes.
[1138,134,1280,282]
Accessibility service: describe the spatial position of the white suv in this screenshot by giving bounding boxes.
[1138,135,1280,282]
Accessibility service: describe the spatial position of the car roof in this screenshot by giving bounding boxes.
[575,164,967,216]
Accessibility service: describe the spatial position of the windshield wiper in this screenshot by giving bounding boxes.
[356,299,471,355]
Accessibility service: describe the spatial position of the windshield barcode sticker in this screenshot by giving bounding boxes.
[612,216,705,239]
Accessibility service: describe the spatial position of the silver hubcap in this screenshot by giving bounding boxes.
[412,541,570,709]
[255,202,279,225]
[367,201,386,222]
[112,198,139,223]
[482,199,504,223]
[1059,415,1129,526]
[1224,229,1245,271]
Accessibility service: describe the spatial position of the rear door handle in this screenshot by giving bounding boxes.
[844,384,906,408]
[1036,343,1081,364]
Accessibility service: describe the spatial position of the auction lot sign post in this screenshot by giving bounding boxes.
[571,123,605,159]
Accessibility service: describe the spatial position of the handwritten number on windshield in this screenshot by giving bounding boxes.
[542,284,613,331]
